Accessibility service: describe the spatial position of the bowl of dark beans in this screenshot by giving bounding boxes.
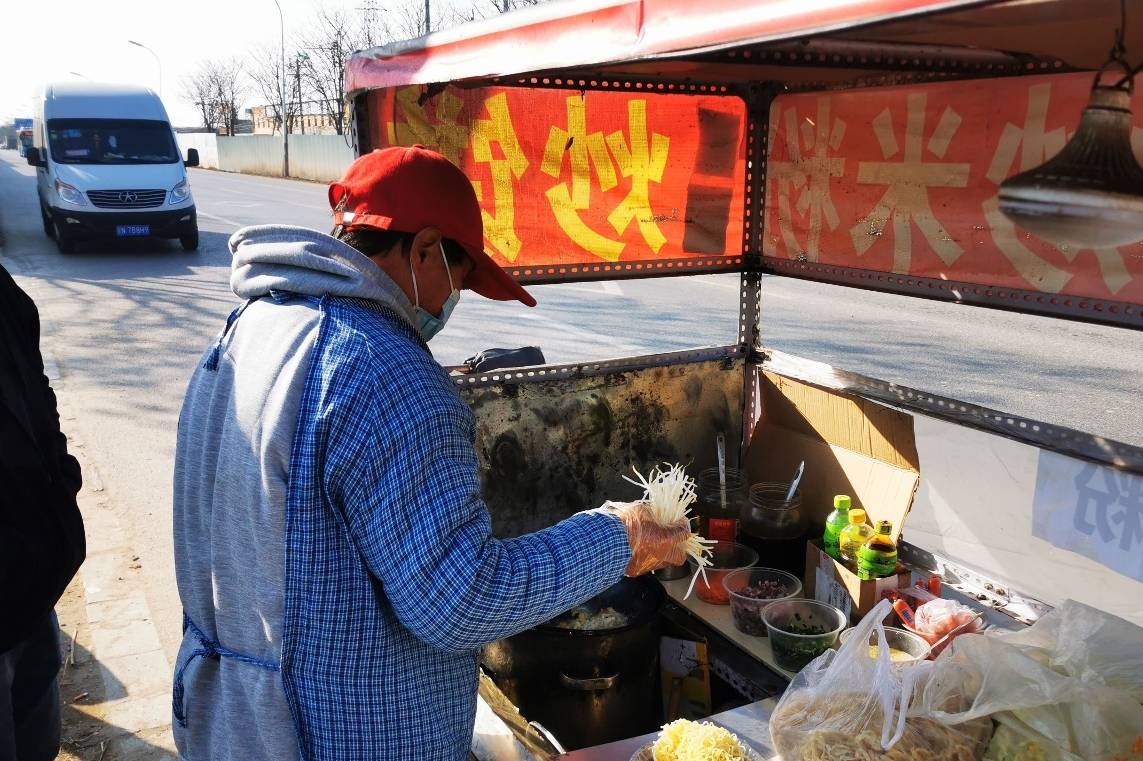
[723,568,803,637]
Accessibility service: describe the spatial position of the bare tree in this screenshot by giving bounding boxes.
[247,43,300,135]
[181,58,248,134]
[181,63,219,131]
[488,0,545,12]
[379,0,470,40]
[208,58,248,136]
[297,8,362,136]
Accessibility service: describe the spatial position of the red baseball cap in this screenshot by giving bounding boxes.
[329,145,536,307]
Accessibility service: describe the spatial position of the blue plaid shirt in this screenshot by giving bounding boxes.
[281,296,630,759]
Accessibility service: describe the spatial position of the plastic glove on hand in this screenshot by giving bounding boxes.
[603,501,691,577]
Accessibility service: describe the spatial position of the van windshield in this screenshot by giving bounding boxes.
[47,119,179,165]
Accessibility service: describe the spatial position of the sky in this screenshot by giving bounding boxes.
[0,0,487,128]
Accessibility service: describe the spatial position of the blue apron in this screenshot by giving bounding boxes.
[172,614,280,727]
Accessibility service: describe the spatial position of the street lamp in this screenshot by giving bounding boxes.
[127,40,162,98]
[271,0,289,177]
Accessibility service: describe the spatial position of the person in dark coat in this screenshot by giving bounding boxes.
[0,263,85,761]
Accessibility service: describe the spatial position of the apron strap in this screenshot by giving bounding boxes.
[173,613,281,728]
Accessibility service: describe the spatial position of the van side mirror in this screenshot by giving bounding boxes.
[184,148,200,168]
[25,147,41,167]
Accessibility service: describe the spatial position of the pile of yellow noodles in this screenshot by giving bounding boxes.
[653,719,748,761]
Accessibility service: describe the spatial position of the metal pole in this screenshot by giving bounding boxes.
[128,40,162,98]
[271,0,289,177]
[424,0,431,35]
[296,55,304,135]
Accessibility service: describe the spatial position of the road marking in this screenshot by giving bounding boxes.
[198,210,245,228]
[692,277,740,291]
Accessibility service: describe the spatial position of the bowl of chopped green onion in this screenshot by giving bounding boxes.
[762,599,847,672]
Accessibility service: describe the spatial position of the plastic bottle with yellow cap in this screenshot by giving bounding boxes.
[838,508,875,570]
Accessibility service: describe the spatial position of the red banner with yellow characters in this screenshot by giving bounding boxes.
[764,72,1143,306]
[365,86,747,268]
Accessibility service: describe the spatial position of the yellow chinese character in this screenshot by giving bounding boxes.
[384,85,468,167]
[470,93,529,262]
[605,100,670,254]
[541,96,669,261]
[541,95,622,261]
[850,92,970,274]
[766,96,846,262]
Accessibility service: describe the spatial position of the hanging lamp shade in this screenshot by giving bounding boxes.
[998,79,1143,249]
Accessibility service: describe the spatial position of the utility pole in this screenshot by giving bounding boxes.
[424,0,431,35]
[296,55,304,135]
[358,1,379,47]
[271,0,289,177]
[295,52,310,135]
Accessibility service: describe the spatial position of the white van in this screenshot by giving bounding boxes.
[26,82,199,253]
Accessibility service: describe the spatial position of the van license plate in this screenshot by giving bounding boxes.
[116,225,150,237]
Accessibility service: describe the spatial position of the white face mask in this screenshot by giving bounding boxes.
[409,242,460,341]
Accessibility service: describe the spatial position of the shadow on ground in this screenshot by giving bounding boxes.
[57,638,175,761]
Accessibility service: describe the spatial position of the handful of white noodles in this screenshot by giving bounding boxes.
[624,463,716,599]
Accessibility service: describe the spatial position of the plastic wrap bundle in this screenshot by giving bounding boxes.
[770,599,992,761]
[919,600,1143,761]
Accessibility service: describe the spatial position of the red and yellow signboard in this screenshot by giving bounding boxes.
[365,86,747,269]
[764,72,1143,305]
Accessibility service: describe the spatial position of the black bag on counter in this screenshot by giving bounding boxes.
[463,346,546,373]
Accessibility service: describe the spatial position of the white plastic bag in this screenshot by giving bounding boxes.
[894,586,982,653]
[770,600,991,761]
[920,600,1143,761]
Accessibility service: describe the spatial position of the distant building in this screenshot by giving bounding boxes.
[248,103,340,135]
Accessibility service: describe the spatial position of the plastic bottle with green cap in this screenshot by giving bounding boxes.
[839,508,875,569]
[822,495,852,561]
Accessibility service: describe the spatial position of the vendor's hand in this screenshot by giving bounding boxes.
[602,501,691,577]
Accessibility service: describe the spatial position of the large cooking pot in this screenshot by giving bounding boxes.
[481,576,664,751]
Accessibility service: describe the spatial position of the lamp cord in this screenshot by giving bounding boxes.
[1108,0,1143,86]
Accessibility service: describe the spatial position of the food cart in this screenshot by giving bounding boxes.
[344,0,1143,757]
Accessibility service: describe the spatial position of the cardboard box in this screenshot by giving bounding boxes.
[744,371,920,618]
[804,538,910,620]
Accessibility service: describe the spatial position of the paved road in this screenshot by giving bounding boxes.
[1,151,1139,656]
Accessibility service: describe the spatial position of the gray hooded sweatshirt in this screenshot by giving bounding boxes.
[172,225,629,761]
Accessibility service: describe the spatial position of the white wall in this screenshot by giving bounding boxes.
[175,133,218,169]
[200,134,352,182]
[176,133,352,182]
[285,134,354,183]
[216,135,283,177]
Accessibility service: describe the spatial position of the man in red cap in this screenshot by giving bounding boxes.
[171,145,691,760]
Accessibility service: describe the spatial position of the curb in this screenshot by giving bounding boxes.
[1,246,176,759]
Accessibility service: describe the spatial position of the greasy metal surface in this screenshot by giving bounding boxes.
[763,257,1142,330]
[762,349,1143,472]
[898,542,1052,628]
[463,357,745,537]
